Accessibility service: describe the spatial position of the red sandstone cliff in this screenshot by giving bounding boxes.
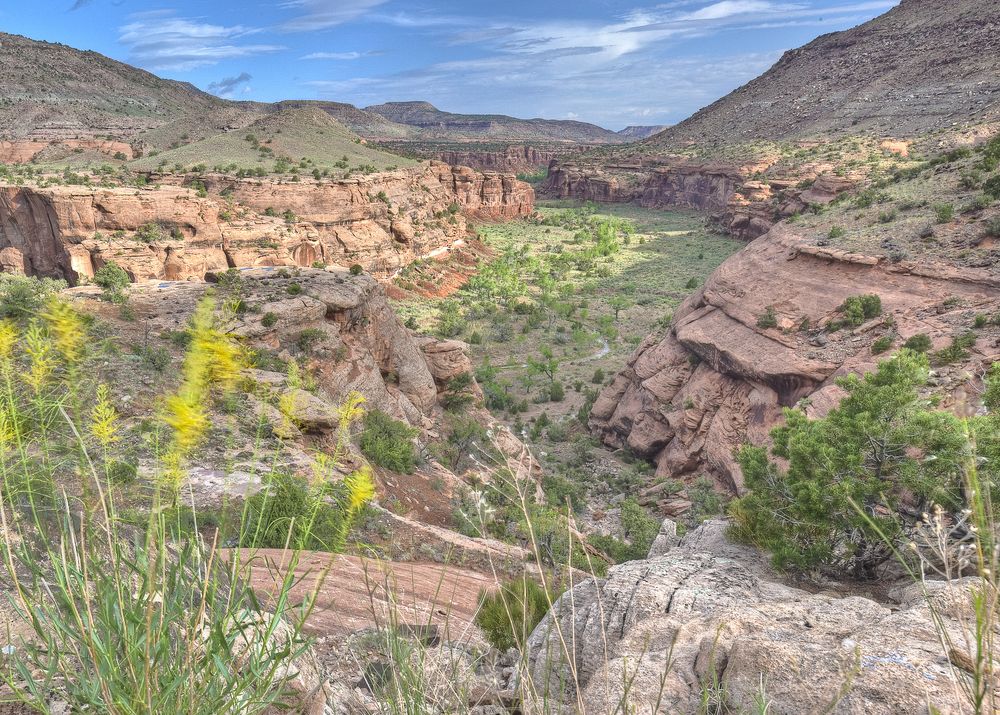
[0,162,533,283]
[590,224,1000,502]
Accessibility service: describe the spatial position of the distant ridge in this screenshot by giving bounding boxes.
[365,101,625,144]
[616,126,669,140]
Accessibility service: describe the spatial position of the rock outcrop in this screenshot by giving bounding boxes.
[526,519,973,714]
[426,145,570,174]
[0,162,533,283]
[543,159,783,241]
[590,224,1000,493]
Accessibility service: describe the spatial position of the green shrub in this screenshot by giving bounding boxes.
[934,203,955,223]
[591,368,605,384]
[286,283,302,295]
[840,294,882,326]
[548,380,565,402]
[0,275,67,320]
[475,577,555,652]
[871,335,893,354]
[730,351,967,578]
[261,312,278,328]
[93,261,131,303]
[619,497,659,554]
[828,226,846,240]
[133,344,171,372]
[106,460,138,485]
[349,264,364,276]
[903,333,932,353]
[296,328,325,353]
[984,216,1000,237]
[359,410,419,473]
[756,306,778,329]
[932,332,977,366]
[135,222,164,243]
[983,174,1000,199]
[242,471,347,550]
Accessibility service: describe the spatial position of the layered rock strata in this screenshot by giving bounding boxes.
[590,224,1000,494]
[0,162,533,283]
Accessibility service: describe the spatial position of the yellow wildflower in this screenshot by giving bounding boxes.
[0,320,18,363]
[0,407,16,451]
[90,384,120,448]
[159,296,244,490]
[344,466,375,513]
[23,323,53,392]
[162,393,209,455]
[41,297,87,365]
[337,391,366,432]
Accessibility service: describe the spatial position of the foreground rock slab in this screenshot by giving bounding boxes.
[525,520,972,715]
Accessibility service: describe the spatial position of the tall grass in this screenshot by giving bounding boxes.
[0,293,374,713]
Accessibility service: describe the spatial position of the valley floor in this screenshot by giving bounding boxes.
[392,201,742,535]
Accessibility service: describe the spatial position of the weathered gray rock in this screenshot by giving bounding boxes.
[525,520,972,714]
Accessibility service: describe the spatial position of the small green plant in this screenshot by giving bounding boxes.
[0,275,67,320]
[932,331,977,366]
[349,264,364,276]
[135,222,164,243]
[903,333,932,353]
[286,282,303,295]
[828,226,846,240]
[475,577,557,652]
[840,294,882,326]
[359,410,419,473]
[261,312,278,328]
[934,203,955,223]
[757,306,778,329]
[296,328,325,353]
[871,335,893,354]
[93,261,131,304]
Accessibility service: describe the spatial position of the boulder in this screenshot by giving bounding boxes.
[525,521,972,714]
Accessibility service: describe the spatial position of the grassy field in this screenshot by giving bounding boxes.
[129,108,415,174]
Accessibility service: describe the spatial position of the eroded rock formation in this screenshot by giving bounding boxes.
[543,156,856,242]
[526,519,973,714]
[590,224,1000,494]
[0,162,533,283]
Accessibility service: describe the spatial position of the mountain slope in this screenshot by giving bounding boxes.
[641,0,1000,149]
[617,126,668,140]
[0,32,246,141]
[274,100,419,140]
[366,101,625,144]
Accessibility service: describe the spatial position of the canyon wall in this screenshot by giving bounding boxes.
[590,224,1000,501]
[0,162,533,283]
[543,158,854,241]
[429,145,566,174]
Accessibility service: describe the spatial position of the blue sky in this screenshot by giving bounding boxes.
[2,0,899,130]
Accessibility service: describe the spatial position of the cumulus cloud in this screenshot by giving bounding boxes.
[118,12,283,71]
[207,71,253,97]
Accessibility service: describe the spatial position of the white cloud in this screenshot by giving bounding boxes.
[278,0,387,32]
[299,0,898,127]
[301,50,377,60]
[118,12,282,71]
[683,1,803,21]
